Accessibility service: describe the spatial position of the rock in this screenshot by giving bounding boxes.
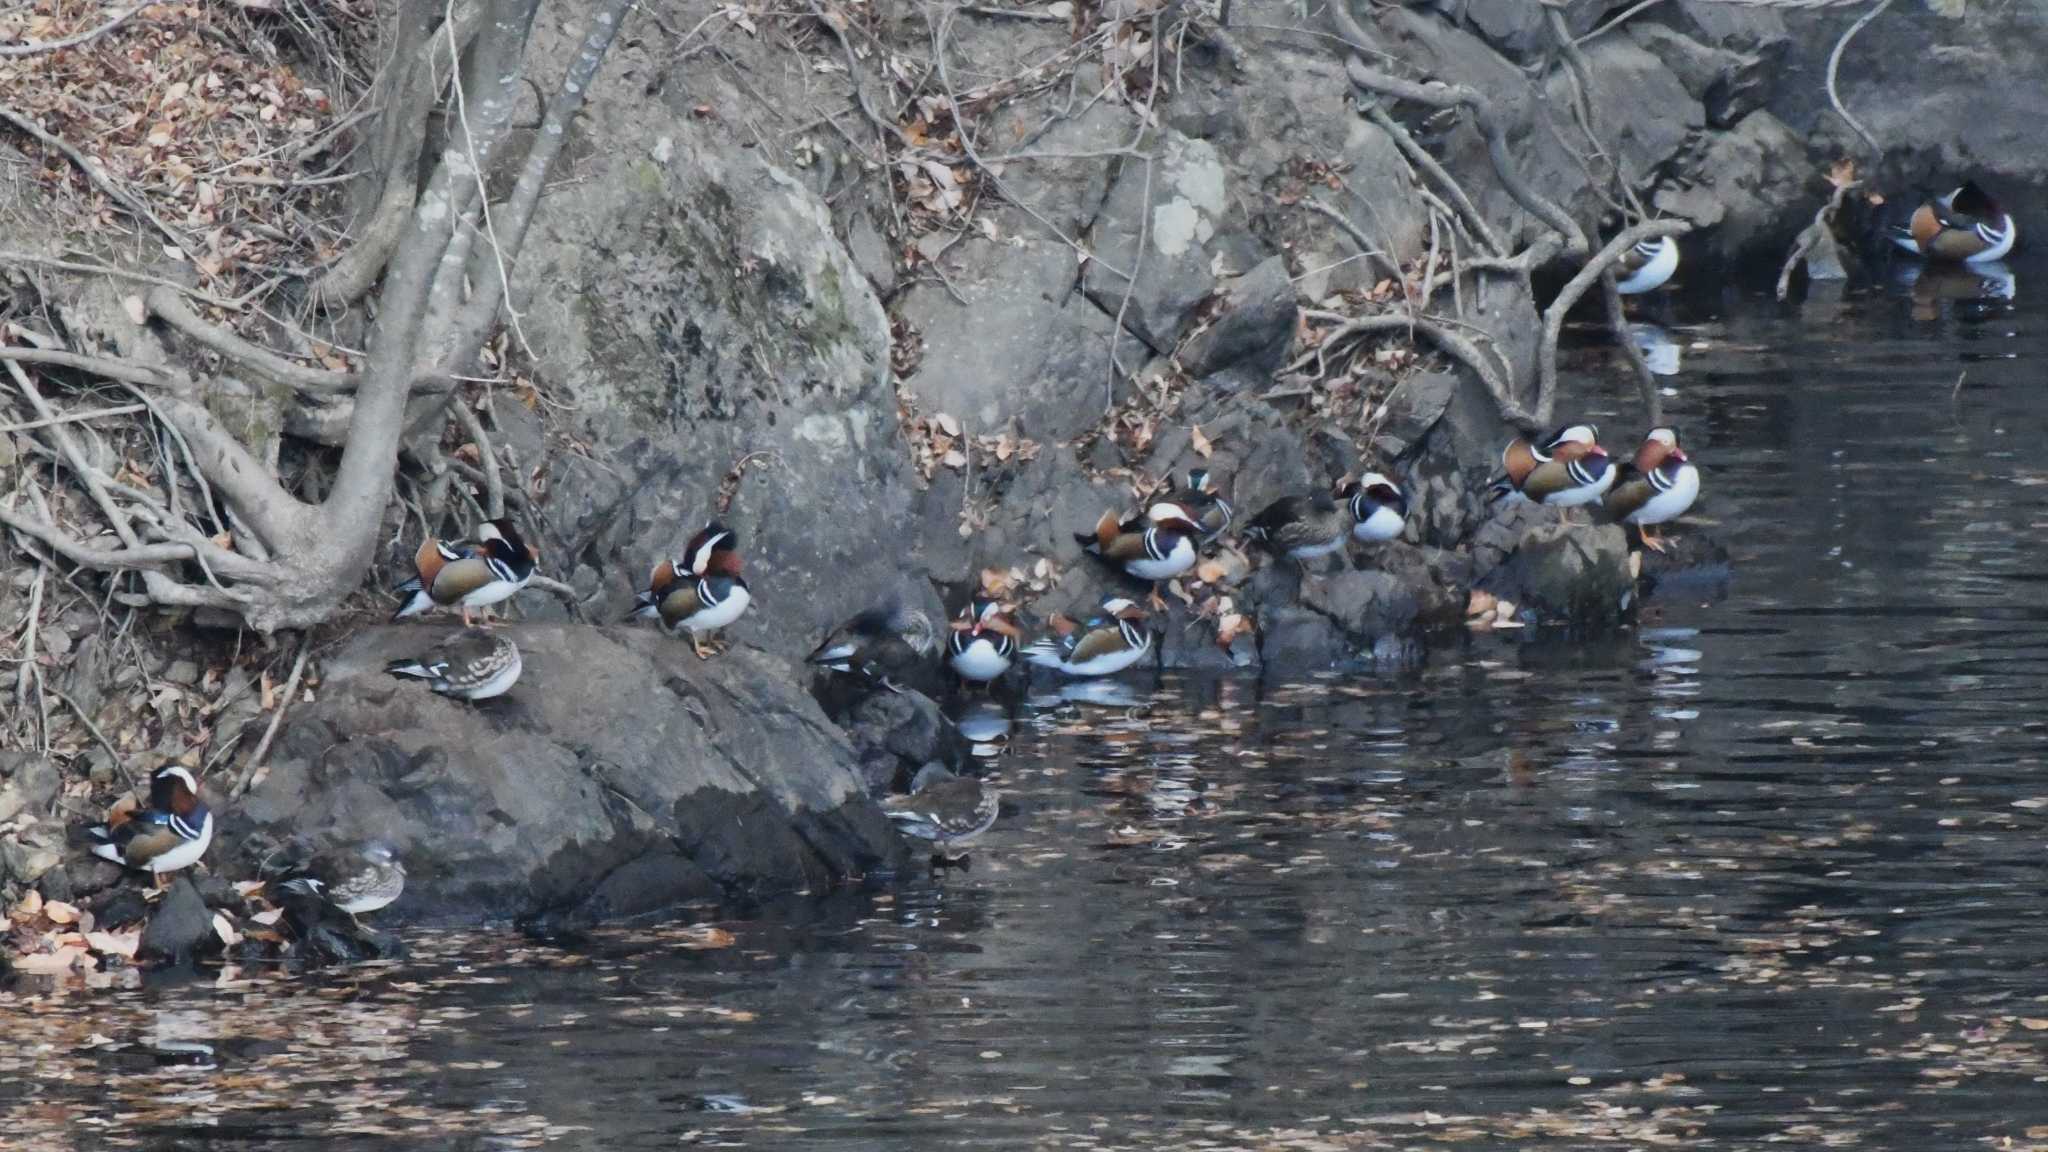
[0,822,62,893]
[1655,112,1820,267]
[1478,521,1633,625]
[1255,602,1350,669]
[1661,0,1789,54]
[1458,0,1548,60]
[839,688,958,794]
[844,207,896,296]
[511,109,919,657]
[1543,38,1702,189]
[0,752,59,825]
[138,877,214,966]
[1083,132,1269,352]
[230,625,905,922]
[1179,255,1296,390]
[91,887,151,930]
[1629,24,1771,128]
[1393,347,1521,548]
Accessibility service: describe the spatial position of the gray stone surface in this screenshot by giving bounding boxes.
[1478,521,1633,625]
[230,625,904,923]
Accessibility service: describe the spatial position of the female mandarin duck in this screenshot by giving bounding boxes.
[274,842,407,920]
[394,517,539,626]
[1487,423,1616,510]
[630,522,751,659]
[947,595,1023,686]
[86,765,213,882]
[1889,181,2017,264]
[1076,502,1203,608]
[807,600,937,692]
[1602,427,1700,552]
[385,629,523,700]
[1348,472,1408,544]
[1245,487,1350,563]
[884,763,1000,865]
[1615,236,1680,295]
[1023,596,1154,678]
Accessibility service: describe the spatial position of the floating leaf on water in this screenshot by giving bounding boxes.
[2014,798,2048,810]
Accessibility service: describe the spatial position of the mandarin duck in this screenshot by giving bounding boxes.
[1166,468,1234,545]
[1348,472,1408,543]
[385,628,523,700]
[1487,423,1616,511]
[85,765,213,882]
[884,763,1000,865]
[273,842,406,919]
[393,517,539,626]
[1076,502,1202,608]
[1245,488,1350,563]
[1615,235,1680,295]
[1023,596,1155,678]
[947,596,1023,686]
[1602,427,1700,552]
[630,523,751,658]
[1888,181,2017,265]
[807,601,937,692]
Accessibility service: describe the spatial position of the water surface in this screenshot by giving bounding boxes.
[7,260,2048,1150]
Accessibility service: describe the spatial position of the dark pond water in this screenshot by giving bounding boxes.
[8,258,2048,1149]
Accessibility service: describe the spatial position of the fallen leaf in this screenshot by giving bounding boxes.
[85,930,138,959]
[933,412,962,437]
[14,890,42,918]
[42,900,79,925]
[941,448,967,470]
[2020,1018,2048,1031]
[250,907,284,927]
[1190,424,1213,459]
[122,295,148,326]
[1465,589,1498,619]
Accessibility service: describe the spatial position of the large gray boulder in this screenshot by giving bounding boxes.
[229,625,904,924]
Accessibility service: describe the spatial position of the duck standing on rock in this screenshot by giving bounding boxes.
[1024,596,1154,678]
[1615,235,1680,295]
[85,765,213,884]
[1603,427,1700,553]
[1488,423,1616,512]
[1245,488,1350,563]
[808,601,937,692]
[1167,469,1234,545]
[1348,472,1409,544]
[1889,181,2017,264]
[948,596,1023,687]
[884,764,1000,866]
[631,522,751,659]
[273,842,407,923]
[385,629,524,700]
[393,517,539,626]
[1076,503,1203,608]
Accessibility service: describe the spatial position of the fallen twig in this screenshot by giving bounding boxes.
[0,6,140,57]
[229,635,310,799]
[1295,309,1534,430]
[54,690,140,792]
[0,403,145,435]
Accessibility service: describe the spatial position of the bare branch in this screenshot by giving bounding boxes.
[1537,220,1690,426]
[1601,271,1660,427]
[1826,0,1891,157]
[1303,197,1403,283]
[146,287,354,395]
[1363,104,1502,258]
[451,400,504,517]
[0,251,249,311]
[311,0,486,308]
[229,635,312,799]
[1295,310,1535,431]
[446,0,635,369]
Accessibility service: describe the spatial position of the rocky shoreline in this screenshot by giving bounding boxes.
[3,0,2043,947]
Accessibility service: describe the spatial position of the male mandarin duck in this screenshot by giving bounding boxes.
[1023,596,1155,678]
[1348,472,1409,544]
[385,629,523,700]
[273,842,407,919]
[807,601,937,691]
[1615,235,1680,295]
[393,517,538,626]
[1888,181,2017,264]
[1075,502,1203,607]
[1487,423,1616,509]
[1602,427,1701,552]
[884,764,1000,865]
[1166,468,1234,545]
[630,522,751,659]
[947,595,1023,686]
[1245,488,1350,562]
[85,765,213,881]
